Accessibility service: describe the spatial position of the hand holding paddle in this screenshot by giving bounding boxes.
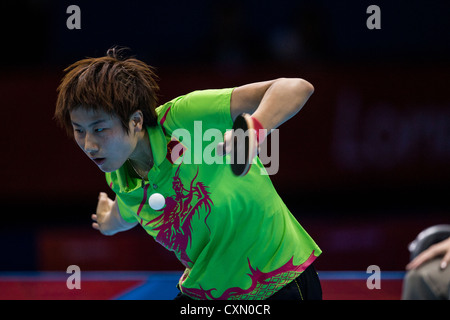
[217,113,266,176]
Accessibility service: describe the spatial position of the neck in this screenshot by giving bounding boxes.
[128,129,153,177]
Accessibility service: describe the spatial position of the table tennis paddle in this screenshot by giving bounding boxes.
[230,113,265,176]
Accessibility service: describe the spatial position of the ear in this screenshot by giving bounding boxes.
[130,110,144,132]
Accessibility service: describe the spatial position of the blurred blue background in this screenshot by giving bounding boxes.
[0,0,449,272]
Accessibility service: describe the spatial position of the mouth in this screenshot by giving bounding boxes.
[91,157,106,166]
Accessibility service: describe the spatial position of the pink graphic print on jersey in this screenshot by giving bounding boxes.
[181,250,317,300]
[146,164,213,267]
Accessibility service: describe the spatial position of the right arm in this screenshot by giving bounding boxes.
[92,192,138,236]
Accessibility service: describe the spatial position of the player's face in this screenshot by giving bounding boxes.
[69,108,138,172]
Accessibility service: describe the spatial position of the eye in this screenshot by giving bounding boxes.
[95,128,105,133]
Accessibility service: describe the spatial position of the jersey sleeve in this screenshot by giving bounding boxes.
[166,88,234,133]
[105,173,137,224]
[115,195,138,224]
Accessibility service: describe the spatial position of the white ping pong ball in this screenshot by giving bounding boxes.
[149,193,165,210]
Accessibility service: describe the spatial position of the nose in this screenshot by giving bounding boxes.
[84,132,99,155]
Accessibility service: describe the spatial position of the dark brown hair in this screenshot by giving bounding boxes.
[55,47,160,136]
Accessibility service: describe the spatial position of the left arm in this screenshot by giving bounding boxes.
[230,77,315,131]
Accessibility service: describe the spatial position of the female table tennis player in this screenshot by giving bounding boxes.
[54,48,321,300]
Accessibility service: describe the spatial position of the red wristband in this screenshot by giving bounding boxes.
[251,116,266,144]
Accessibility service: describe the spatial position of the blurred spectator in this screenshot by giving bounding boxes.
[402,237,450,300]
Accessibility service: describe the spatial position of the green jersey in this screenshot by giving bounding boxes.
[106,88,321,300]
